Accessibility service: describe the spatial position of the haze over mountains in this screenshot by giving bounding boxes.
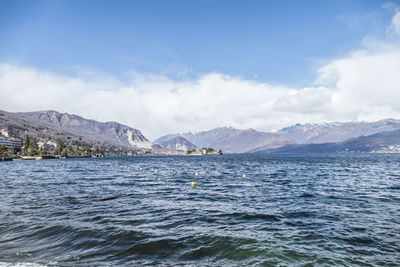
[154,127,295,153]
[268,129,400,153]
[277,119,400,144]
[2,108,400,154]
[155,119,400,153]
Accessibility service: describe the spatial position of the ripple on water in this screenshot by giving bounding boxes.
[0,154,400,266]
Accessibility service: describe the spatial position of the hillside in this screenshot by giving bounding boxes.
[155,127,295,153]
[277,119,400,144]
[262,129,400,153]
[155,136,197,152]
[277,122,342,143]
[0,109,152,154]
[20,110,152,149]
[0,109,84,145]
[4,108,400,155]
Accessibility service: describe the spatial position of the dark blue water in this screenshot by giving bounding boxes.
[1,154,400,266]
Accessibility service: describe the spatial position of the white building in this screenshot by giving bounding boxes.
[0,135,23,153]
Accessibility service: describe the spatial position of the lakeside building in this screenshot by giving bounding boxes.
[0,135,23,153]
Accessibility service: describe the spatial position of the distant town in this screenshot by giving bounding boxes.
[0,133,105,161]
[0,132,222,162]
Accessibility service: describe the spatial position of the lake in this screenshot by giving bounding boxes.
[0,154,399,266]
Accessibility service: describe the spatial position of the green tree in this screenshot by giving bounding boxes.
[39,148,48,156]
[28,141,39,156]
[0,145,8,157]
[56,141,66,155]
[29,141,38,150]
[61,147,70,157]
[24,135,30,151]
[186,148,195,154]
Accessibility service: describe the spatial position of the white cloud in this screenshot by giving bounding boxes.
[317,46,400,121]
[388,11,400,36]
[1,9,400,140]
[384,2,400,37]
[0,65,302,139]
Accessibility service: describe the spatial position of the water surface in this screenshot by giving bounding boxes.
[0,154,400,266]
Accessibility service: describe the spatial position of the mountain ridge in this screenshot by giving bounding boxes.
[155,127,295,153]
[261,128,400,153]
[19,110,152,149]
[3,108,400,155]
[277,119,400,144]
[155,136,197,152]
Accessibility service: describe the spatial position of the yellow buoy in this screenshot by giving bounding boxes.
[195,172,198,176]
[154,170,158,174]
[139,168,142,171]
[242,174,246,178]
[191,181,195,187]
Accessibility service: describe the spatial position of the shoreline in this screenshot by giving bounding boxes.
[0,153,223,162]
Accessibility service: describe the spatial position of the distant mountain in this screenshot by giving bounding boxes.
[309,119,400,144]
[277,119,400,144]
[153,134,179,144]
[155,127,295,153]
[262,128,400,153]
[277,122,342,143]
[155,136,197,152]
[20,110,152,149]
[5,108,400,155]
[0,109,81,145]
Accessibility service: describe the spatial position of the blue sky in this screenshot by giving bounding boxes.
[0,0,394,87]
[1,1,400,138]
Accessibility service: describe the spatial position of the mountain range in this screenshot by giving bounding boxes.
[2,108,400,154]
[266,129,400,153]
[20,111,152,149]
[277,119,400,144]
[0,109,152,152]
[155,119,400,153]
[153,127,295,153]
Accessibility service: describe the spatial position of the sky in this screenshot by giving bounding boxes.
[1,0,400,139]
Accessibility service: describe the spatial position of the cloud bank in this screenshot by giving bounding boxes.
[1,10,400,140]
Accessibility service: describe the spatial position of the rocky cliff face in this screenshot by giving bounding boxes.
[153,134,179,144]
[0,109,86,146]
[19,110,152,149]
[155,136,197,152]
